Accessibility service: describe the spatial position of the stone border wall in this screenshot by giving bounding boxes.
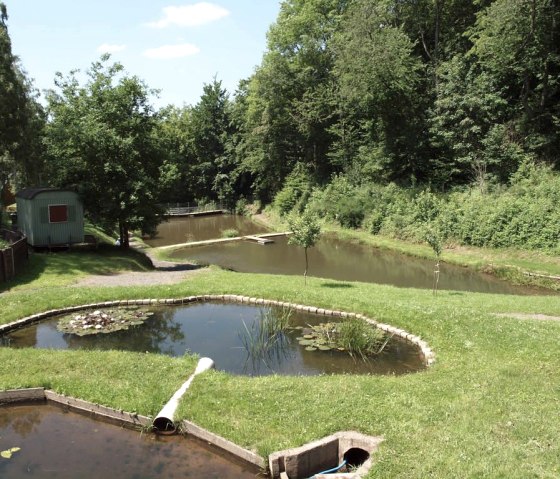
[0,294,435,366]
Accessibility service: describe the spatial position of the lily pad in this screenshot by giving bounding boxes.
[1,447,21,459]
[57,307,154,336]
[298,339,314,346]
[305,346,317,351]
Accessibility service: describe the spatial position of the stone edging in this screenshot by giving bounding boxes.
[0,295,436,366]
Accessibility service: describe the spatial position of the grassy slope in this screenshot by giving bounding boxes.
[0,248,559,478]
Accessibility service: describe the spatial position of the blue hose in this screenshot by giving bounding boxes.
[308,459,347,478]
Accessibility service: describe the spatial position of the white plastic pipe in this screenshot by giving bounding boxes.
[153,357,215,434]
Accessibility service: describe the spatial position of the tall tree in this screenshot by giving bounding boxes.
[333,0,427,183]
[242,0,348,202]
[189,78,234,204]
[469,0,560,164]
[0,2,44,191]
[44,55,163,247]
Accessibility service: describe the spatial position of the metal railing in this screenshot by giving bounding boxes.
[159,202,228,216]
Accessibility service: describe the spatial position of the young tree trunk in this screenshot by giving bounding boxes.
[304,247,309,286]
[119,220,130,248]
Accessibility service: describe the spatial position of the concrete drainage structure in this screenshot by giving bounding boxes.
[269,431,383,479]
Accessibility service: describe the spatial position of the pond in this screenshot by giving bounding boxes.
[1,303,425,377]
[170,232,543,295]
[0,404,260,479]
[144,214,269,247]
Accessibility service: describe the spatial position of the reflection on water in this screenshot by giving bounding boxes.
[0,404,260,479]
[1,303,425,376]
[171,233,546,295]
[144,214,269,247]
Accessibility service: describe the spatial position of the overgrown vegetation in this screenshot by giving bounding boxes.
[290,162,560,254]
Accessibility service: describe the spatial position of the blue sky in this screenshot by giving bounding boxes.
[6,1,282,107]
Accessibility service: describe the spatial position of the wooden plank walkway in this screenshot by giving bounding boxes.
[156,232,292,251]
[244,235,274,245]
[166,209,225,217]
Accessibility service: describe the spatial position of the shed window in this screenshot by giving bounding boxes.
[49,204,68,223]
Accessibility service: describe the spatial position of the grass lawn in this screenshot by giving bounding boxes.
[0,246,559,478]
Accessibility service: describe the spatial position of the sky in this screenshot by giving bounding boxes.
[5,1,282,107]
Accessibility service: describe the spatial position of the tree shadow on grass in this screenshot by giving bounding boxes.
[321,282,354,289]
[0,244,156,293]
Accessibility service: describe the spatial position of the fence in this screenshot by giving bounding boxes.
[0,229,28,283]
[159,202,228,216]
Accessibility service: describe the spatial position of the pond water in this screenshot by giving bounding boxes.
[144,214,269,247]
[170,233,542,295]
[1,303,425,376]
[0,404,260,479]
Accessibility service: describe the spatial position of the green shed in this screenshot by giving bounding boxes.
[16,188,84,247]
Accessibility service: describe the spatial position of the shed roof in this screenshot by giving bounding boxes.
[16,187,78,200]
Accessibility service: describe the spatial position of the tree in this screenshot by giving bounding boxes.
[189,78,234,204]
[469,0,560,164]
[0,2,45,190]
[287,211,322,285]
[44,55,163,247]
[332,0,428,184]
[241,0,348,202]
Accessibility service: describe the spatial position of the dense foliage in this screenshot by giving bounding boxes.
[1,0,559,251]
[0,2,44,191]
[44,56,164,246]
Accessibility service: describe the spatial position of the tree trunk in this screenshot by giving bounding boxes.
[304,247,309,286]
[119,220,130,248]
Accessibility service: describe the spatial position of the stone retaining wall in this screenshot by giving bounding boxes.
[0,294,435,366]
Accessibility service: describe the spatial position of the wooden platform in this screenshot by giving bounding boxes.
[244,235,274,245]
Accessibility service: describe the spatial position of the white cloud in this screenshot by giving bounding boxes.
[97,43,127,54]
[143,43,201,59]
[147,2,230,28]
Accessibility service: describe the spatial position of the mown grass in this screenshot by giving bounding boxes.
[0,247,559,478]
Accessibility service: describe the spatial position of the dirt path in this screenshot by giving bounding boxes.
[74,245,205,288]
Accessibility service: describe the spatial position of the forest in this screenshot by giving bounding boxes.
[1,0,559,250]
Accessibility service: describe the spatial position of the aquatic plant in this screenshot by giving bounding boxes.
[297,319,389,359]
[238,306,293,372]
[337,319,386,358]
[221,228,239,238]
[57,307,154,336]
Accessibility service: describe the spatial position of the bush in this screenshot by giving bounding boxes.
[283,162,560,253]
[273,163,312,215]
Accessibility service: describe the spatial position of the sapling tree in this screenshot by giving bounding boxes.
[288,211,322,285]
[425,227,443,295]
